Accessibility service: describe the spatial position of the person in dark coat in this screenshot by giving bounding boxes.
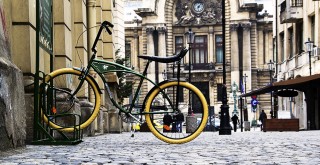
[231,114,239,132]
[259,110,267,131]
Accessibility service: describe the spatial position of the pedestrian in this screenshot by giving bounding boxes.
[163,113,173,132]
[259,110,267,131]
[231,114,239,132]
[175,113,184,132]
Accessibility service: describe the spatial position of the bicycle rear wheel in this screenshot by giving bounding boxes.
[42,68,101,132]
[144,81,208,144]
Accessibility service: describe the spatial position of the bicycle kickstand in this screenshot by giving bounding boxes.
[130,123,136,138]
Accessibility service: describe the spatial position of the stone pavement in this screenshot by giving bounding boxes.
[1,129,320,164]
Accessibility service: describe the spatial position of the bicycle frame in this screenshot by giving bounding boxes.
[73,54,178,117]
[72,22,181,121]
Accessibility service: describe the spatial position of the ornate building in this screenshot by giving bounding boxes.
[0,0,126,150]
[125,0,274,123]
[273,0,320,130]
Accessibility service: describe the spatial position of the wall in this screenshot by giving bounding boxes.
[0,0,26,151]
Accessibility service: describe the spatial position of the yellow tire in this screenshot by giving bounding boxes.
[42,68,101,132]
[145,81,208,144]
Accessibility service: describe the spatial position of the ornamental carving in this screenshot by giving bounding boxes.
[146,26,155,34]
[175,0,222,25]
[157,26,167,34]
[241,22,251,31]
[230,23,239,31]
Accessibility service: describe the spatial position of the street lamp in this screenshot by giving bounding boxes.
[243,74,248,94]
[185,29,195,115]
[231,82,238,115]
[267,59,274,118]
[305,38,314,76]
[162,69,167,80]
[219,0,232,135]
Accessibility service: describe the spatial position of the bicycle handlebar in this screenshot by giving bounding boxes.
[102,21,114,34]
[92,21,114,53]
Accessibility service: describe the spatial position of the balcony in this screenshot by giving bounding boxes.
[184,63,215,70]
[279,0,303,24]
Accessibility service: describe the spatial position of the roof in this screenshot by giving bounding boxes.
[241,74,320,97]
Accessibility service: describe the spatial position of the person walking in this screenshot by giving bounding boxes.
[259,110,267,131]
[231,114,239,132]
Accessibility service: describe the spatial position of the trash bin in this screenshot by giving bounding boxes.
[244,121,250,131]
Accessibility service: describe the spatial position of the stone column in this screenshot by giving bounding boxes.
[208,27,214,63]
[241,22,252,92]
[146,26,155,90]
[80,100,95,136]
[73,0,88,68]
[230,23,240,85]
[53,0,73,70]
[86,0,97,136]
[12,0,35,145]
[87,0,96,58]
[157,26,167,81]
[133,29,139,70]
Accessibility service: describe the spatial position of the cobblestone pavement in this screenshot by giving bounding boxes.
[1,130,320,164]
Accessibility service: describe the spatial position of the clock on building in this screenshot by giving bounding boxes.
[192,1,205,14]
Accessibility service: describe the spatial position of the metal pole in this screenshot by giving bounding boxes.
[33,0,40,141]
[219,0,232,135]
[270,70,273,118]
[240,97,243,132]
[309,51,312,76]
[188,42,192,115]
[275,0,278,76]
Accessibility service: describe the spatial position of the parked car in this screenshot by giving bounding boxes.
[197,117,220,131]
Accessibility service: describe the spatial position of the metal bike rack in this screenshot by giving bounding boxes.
[32,0,82,145]
[32,73,83,145]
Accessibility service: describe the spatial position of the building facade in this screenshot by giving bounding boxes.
[1,0,126,151]
[274,0,320,130]
[125,0,274,123]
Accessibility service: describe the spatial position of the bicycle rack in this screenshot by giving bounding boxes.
[32,0,82,145]
[32,74,83,145]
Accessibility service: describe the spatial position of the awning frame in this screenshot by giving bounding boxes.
[240,74,320,97]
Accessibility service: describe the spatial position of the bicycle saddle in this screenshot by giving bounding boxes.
[138,48,188,63]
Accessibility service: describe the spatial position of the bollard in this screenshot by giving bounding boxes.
[186,115,197,133]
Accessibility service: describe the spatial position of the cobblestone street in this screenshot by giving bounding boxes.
[1,130,320,164]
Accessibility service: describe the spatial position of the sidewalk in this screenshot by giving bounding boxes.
[1,130,320,164]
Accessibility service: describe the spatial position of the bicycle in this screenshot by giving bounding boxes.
[41,21,208,144]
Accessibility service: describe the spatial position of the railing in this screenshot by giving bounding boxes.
[297,52,309,68]
[278,52,309,75]
[279,0,303,23]
[290,0,303,7]
[184,63,215,70]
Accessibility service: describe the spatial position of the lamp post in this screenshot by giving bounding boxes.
[243,73,248,109]
[185,29,195,115]
[231,82,238,115]
[305,38,314,76]
[162,69,167,80]
[219,0,232,135]
[267,60,274,118]
[162,70,167,107]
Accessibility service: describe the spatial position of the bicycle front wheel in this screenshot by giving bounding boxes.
[42,68,101,132]
[145,81,208,144]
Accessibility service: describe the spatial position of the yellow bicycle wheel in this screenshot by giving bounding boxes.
[42,68,101,132]
[145,81,208,144]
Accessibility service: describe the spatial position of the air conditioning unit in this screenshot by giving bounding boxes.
[288,70,294,79]
[312,47,320,56]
